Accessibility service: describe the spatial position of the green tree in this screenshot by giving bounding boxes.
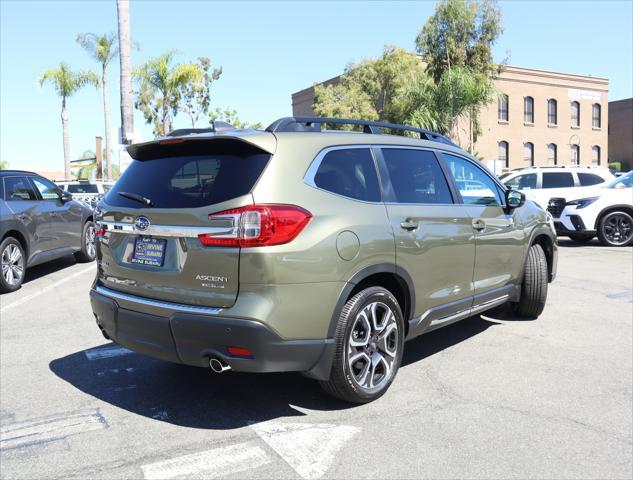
[415,0,503,83]
[116,0,134,145]
[181,57,222,128]
[39,63,99,179]
[209,107,262,129]
[76,32,117,181]
[134,51,203,136]
[0,160,9,170]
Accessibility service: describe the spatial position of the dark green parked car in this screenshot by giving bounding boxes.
[90,117,557,403]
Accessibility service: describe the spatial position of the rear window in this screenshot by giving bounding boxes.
[578,173,605,186]
[542,172,574,189]
[66,184,99,194]
[313,148,380,202]
[105,153,270,208]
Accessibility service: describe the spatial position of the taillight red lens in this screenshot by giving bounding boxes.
[198,204,312,248]
[227,346,253,357]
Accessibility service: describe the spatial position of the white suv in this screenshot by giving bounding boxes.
[558,171,633,246]
[499,165,615,221]
[55,180,114,208]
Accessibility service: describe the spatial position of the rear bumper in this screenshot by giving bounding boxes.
[89,288,334,380]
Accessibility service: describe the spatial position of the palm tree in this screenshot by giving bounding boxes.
[117,0,134,145]
[77,32,117,180]
[39,64,99,180]
[134,51,202,136]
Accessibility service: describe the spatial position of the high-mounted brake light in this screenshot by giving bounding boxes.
[159,138,185,145]
[198,204,312,248]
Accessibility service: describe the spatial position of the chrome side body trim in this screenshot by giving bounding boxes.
[94,285,223,315]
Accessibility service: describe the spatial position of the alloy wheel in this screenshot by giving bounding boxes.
[603,213,633,246]
[347,301,399,392]
[85,224,96,258]
[1,244,24,286]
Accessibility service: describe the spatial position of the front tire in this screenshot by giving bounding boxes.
[320,287,404,403]
[74,221,96,263]
[513,243,548,318]
[597,211,633,247]
[0,237,26,293]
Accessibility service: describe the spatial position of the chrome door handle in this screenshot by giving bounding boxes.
[50,212,58,217]
[400,221,419,231]
[472,219,486,232]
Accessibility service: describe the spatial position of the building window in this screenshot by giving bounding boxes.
[524,96,534,123]
[547,143,557,165]
[571,101,580,127]
[498,141,509,168]
[592,103,602,128]
[523,142,534,165]
[498,94,509,122]
[548,99,558,125]
[592,145,601,165]
[571,144,580,165]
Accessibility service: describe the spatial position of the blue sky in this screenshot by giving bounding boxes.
[1,0,632,172]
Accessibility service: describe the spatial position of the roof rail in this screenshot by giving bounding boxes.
[266,116,458,147]
[166,121,236,137]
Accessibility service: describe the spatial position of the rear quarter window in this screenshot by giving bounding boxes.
[312,148,380,202]
[105,153,270,208]
[578,173,606,186]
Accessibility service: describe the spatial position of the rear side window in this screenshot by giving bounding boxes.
[505,173,537,190]
[381,148,452,204]
[4,176,38,201]
[313,148,380,202]
[578,173,605,186]
[106,153,270,208]
[542,172,574,189]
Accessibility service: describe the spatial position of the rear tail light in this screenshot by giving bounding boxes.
[198,204,312,248]
[227,346,253,357]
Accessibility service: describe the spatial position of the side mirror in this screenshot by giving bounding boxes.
[61,190,73,202]
[506,189,525,210]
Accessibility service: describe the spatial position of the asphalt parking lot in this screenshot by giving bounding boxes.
[0,240,631,479]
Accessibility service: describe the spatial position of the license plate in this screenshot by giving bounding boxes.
[131,237,166,266]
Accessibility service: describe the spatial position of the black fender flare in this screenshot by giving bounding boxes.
[522,224,557,282]
[594,204,633,229]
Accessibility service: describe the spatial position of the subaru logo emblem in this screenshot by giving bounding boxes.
[134,216,150,231]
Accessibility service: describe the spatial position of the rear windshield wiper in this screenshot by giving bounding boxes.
[117,191,154,207]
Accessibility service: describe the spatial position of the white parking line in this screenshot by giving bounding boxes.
[250,421,360,479]
[85,344,133,360]
[0,409,107,451]
[0,264,96,314]
[141,441,271,479]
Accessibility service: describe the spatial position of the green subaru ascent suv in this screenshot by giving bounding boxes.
[90,117,557,403]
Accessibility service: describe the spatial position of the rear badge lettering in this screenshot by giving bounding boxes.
[196,274,229,289]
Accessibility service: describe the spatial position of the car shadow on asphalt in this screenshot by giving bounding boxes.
[22,255,82,285]
[49,315,500,430]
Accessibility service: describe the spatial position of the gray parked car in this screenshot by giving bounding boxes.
[0,170,96,293]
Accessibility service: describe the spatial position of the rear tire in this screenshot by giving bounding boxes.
[320,286,404,403]
[74,221,96,263]
[0,237,26,293]
[513,243,548,318]
[597,211,633,247]
[568,233,594,243]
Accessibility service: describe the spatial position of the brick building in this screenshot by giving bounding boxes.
[291,65,609,173]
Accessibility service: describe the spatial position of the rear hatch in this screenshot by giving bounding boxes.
[95,134,275,308]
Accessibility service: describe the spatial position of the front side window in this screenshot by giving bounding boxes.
[592,146,601,166]
[505,173,537,190]
[32,177,62,200]
[571,101,580,127]
[498,94,509,122]
[547,143,557,165]
[578,172,604,186]
[381,148,452,204]
[592,103,602,128]
[3,176,38,201]
[548,99,558,125]
[542,172,574,189]
[523,142,534,165]
[524,96,534,123]
[498,141,509,168]
[570,144,580,165]
[443,154,501,206]
[313,148,380,202]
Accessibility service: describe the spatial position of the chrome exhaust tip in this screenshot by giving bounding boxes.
[209,357,231,373]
